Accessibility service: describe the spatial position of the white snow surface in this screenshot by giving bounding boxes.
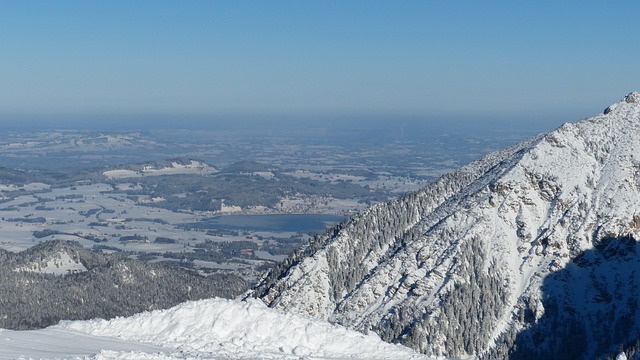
[103,160,216,179]
[1,298,433,360]
[14,251,87,276]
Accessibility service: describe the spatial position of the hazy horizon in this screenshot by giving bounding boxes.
[1,1,638,125]
[0,111,576,136]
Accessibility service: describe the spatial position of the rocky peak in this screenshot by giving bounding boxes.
[604,91,640,114]
[625,91,640,103]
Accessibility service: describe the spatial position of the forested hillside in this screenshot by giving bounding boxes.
[0,240,248,329]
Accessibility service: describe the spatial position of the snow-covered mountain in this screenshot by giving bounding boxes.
[1,298,432,360]
[253,92,640,359]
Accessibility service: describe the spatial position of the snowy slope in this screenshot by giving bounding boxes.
[14,251,87,275]
[1,298,433,360]
[253,93,640,359]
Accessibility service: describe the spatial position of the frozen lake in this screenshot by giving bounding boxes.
[188,214,344,233]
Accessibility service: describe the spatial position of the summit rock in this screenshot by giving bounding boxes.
[625,91,640,103]
[605,91,640,114]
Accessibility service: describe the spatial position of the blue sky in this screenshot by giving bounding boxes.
[1,1,639,125]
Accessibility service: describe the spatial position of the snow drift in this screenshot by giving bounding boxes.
[2,298,431,359]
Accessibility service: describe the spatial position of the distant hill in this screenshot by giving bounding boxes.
[0,240,248,329]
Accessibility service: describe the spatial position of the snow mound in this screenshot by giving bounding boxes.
[56,298,432,359]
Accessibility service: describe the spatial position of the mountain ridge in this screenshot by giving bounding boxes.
[253,92,640,359]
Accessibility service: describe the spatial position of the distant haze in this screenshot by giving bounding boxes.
[0,111,580,138]
[0,2,637,123]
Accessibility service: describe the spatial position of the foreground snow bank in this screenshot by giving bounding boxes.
[32,297,431,359]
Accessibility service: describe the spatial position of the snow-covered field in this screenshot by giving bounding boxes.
[0,298,434,360]
[283,169,431,194]
[0,181,309,281]
[103,161,217,179]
